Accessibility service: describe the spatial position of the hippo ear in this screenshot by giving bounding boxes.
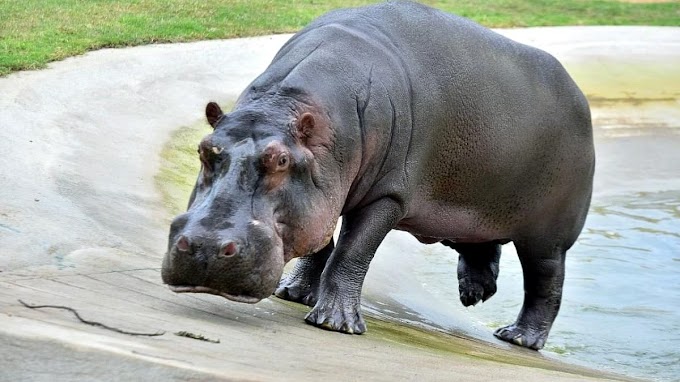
[205,102,224,129]
[295,112,316,143]
[295,112,331,151]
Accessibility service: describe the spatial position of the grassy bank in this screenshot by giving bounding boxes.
[1,0,678,76]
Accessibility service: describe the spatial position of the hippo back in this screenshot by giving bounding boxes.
[238,1,594,239]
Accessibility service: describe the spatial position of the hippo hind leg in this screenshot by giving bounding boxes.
[443,241,501,307]
[493,238,566,350]
[274,239,333,307]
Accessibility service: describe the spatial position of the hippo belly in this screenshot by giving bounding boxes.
[397,204,510,244]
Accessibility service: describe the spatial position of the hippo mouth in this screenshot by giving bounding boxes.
[167,285,262,304]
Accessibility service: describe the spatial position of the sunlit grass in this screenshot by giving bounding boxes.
[1,0,678,76]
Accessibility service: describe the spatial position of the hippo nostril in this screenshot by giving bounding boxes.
[176,235,191,253]
[219,241,239,258]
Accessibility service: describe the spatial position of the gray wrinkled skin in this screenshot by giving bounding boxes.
[162,2,594,350]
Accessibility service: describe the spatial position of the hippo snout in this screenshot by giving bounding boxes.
[161,218,285,303]
[172,234,240,259]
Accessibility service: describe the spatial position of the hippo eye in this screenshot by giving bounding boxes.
[197,148,214,176]
[277,154,289,168]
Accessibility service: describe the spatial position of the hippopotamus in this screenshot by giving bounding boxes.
[161,1,594,350]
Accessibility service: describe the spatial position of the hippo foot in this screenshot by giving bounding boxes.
[494,324,547,350]
[274,277,318,307]
[305,298,366,334]
[458,269,497,307]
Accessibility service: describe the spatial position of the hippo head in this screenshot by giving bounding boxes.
[161,101,340,303]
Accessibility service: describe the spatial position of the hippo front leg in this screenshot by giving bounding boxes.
[275,239,334,307]
[442,241,501,306]
[305,197,404,334]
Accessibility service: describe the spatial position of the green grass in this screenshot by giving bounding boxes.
[1,0,678,76]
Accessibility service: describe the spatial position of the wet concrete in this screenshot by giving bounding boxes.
[1,26,677,380]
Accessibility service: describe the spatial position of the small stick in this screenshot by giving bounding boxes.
[18,299,165,337]
[175,331,220,343]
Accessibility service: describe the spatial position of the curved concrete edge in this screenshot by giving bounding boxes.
[497,26,680,58]
[1,26,675,381]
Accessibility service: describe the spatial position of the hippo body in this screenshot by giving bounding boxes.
[162,2,594,350]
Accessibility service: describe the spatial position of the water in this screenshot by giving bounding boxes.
[360,128,680,381]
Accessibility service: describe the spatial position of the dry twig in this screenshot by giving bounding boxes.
[175,331,220,343]
[18,299,165,337]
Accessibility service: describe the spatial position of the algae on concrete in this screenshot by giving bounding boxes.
[155,121,211,217]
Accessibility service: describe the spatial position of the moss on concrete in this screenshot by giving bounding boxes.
[155,121,211,217]
[366,317,602,378]
[564,58,680,106]
[272,298,630,380]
